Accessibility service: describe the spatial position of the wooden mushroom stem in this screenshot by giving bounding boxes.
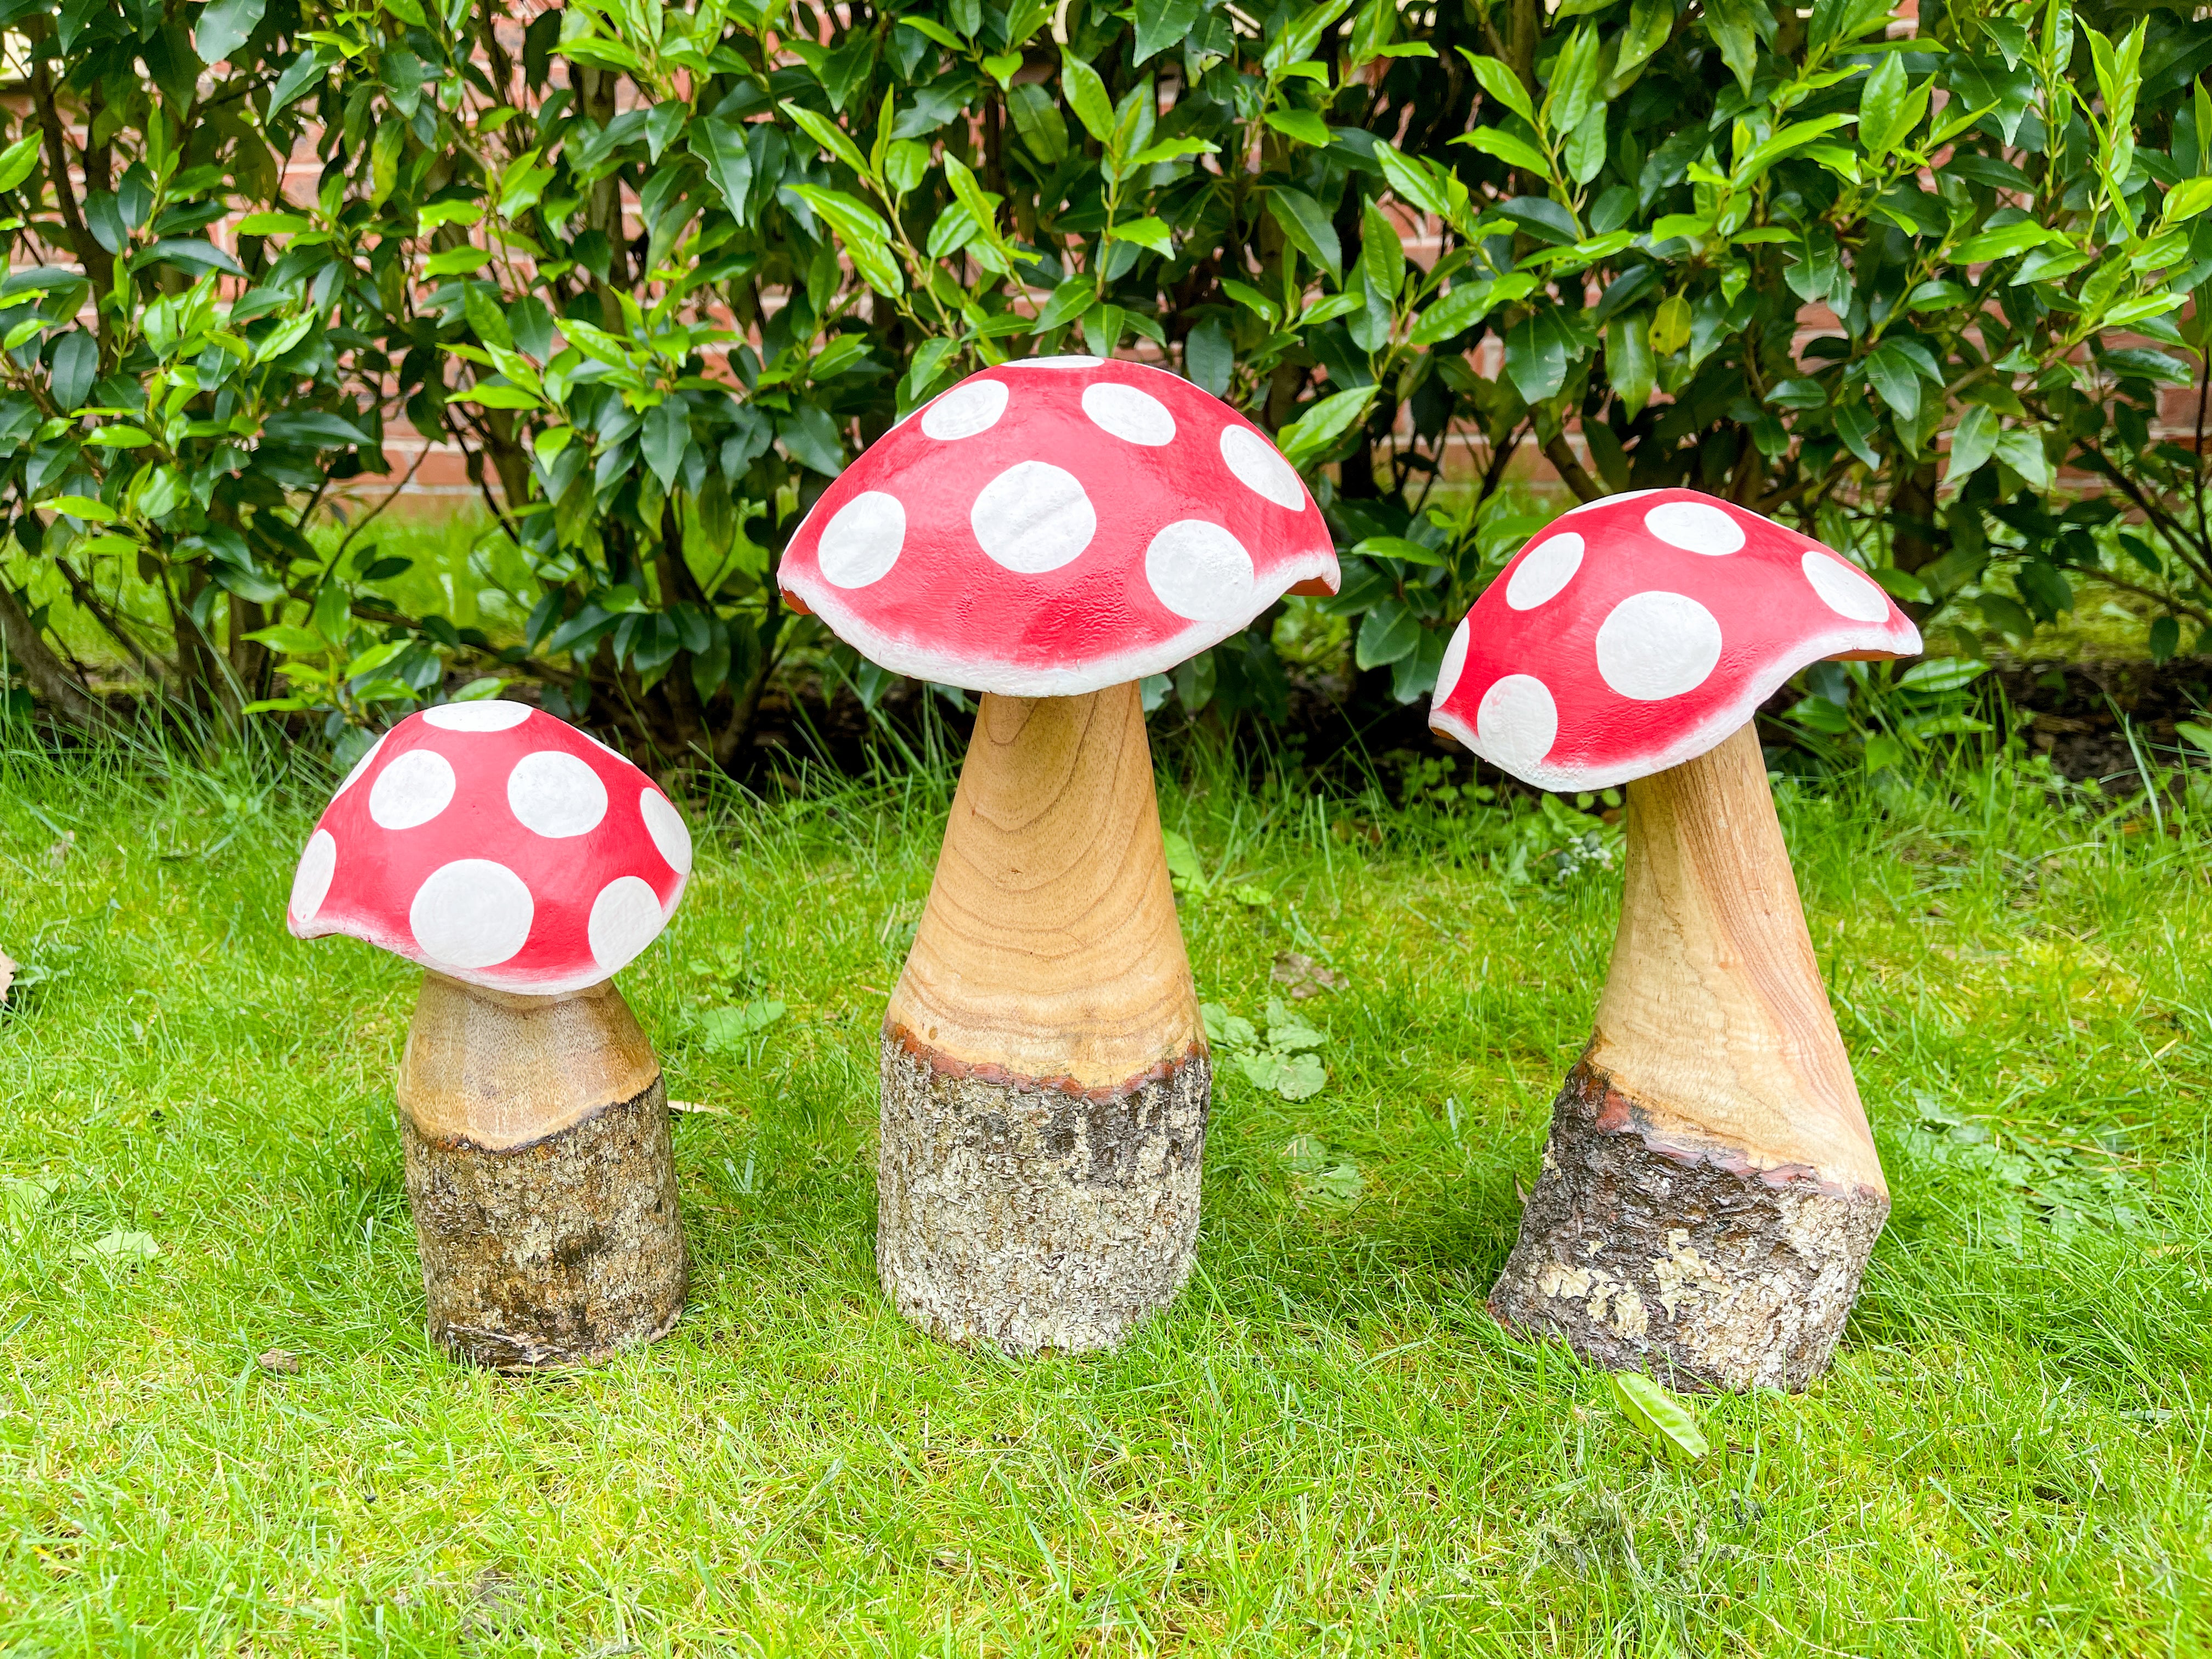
[396,973,686,1368]
[879,683,1207,1355]
[1490,723,1888,1392]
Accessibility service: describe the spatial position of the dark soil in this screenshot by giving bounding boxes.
[1984,659,2212,786]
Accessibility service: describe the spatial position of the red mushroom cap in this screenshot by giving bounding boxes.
[776,358,1340,696]
[1429,489,1922,791]
[285,702,691,996]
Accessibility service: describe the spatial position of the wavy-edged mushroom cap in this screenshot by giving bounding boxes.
[1430,489,1921,792]
[777,357,1340,696]
[286,702,693,996]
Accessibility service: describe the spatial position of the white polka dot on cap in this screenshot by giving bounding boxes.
[970,460,1096,573]
[290,828,337,922]
[1218,425,1306,511]
[1082,382,1177,446]
[1476,675,1559,773]
[1801,550,1891,622]
[369,748,456,830]
[410,859,535,970]
[588,876,667,975]
[423,699,533,732]
[1146,520,1257,622]
[640,789,692,876]
[1595,590,1725,701]
[920,379,1008,441]
[1644,499,1746,556]
[507,749,608,838]
[1506,532,1584,611]
[817,490,906,589]
[1434,614,1473,704]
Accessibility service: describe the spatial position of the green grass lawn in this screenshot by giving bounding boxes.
[2,727,2208,1656]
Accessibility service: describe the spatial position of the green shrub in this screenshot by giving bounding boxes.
[0,0,2206,755]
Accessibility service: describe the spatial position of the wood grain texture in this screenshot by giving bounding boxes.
[398,973,661,1151]
[887,685,1201,1093]
[1586,723,1885,1197]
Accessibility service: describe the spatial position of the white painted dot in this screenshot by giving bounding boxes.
[1505,533,1585,611]
[1146,520,1258,623]
[1476,675,1559,776]
[589,876,667,976]
[1434,616,1472,704]
[507,750,608,838]
[1644,499,1745,555]
[817,490,906,588]
[332,730,388,798]
[1218,425,1306,511]
[1005,354,1103,368]
[640,789,691,876]
[920,379,1008,441]
[1563,489,1661,515]
[409,859,534,970]
[1595,591,1725,701]
[422,699,533,731]
[1082,382,1177,446]
[970,461,1096,573]
[1801,550,1889,622]
[368,748,457,831]
[290,829,336,922]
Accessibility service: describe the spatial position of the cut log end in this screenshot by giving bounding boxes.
[1489,1056,1888,1393]
[876,1030,1209,1357]
[402,1076,687,1369]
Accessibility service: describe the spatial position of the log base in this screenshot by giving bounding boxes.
[876,1032,1209,1356]
[402,1077,687,1369]
[1489,1057,1888,1393]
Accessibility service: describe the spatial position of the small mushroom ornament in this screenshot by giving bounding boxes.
[1430,489,1920,1392]
[779,356,1339,1356]
[288,701,690,1367]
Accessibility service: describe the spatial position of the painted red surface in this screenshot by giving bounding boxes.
[777,358,1340,697]
[1429,489,1922,792]
[286,703,691,995]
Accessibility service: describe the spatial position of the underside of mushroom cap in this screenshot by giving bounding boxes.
[1429,489,1922,792]
[777,358,1340,697]
[286,702,692,996]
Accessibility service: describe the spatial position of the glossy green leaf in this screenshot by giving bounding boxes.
[0,134,42,194]
[1278,385,1376,462]
[1060,60,1116,145]
[195,0,267,64]
[1266,186,1342,280]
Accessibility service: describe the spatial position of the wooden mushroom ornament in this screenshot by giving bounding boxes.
[287,702,691,1367]
[1430,490,1921,1391]
[778,356,1338,1355]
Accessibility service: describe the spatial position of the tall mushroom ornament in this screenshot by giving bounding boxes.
[287,702,692,1367]
[1430,489,1921,1391]
[779,357,1338,1355]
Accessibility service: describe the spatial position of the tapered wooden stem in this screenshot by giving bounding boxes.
[396,974,687,1368]
[879,684,1208,1355]
[1491,724,1888,1391]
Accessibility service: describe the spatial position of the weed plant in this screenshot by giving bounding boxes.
[0,718,2207,1654]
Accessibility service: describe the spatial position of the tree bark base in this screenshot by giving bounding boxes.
[401,1076,687,1369]
[877,1031,1209,1356]
[1489,1056,1888,1393]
